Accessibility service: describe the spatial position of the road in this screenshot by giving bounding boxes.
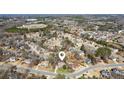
[16,66,57,76]
[6,63,124,77]
[66,63,124,78]
[0,64,57,76]
[1,63,124,78]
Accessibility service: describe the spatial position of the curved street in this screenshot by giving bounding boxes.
[16,66,57,76]
[66,63,124,78]
[1,63,124,78]
[18,63,124,78]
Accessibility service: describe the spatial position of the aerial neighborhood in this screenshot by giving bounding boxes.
[0,14,124,79]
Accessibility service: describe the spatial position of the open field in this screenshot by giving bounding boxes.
[6,24,48,33]
[17,24,47,29]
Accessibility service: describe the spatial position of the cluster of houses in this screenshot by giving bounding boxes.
[80,30,124,43]
[0,15,124,78]
[100,68,124,79]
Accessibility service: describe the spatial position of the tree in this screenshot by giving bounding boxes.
[53,32,57,38]
[41,75,47,79]
[48,53,59,68]
[87,54,96,65]
[0,68,10,79]
[55,74,65,79]
[95,47,112,60]
[78,74,86,79]
[62,37,74,50]
[48,53,56,65]
[80,44,86,53]
[63,65,67,69]
[64,27,70,33]
[92,75,98,79]
[0,64,28,79]
[0,48,3,56]
[96,40,108,46]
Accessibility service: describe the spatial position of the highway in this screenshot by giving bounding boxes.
[66,63,124,78]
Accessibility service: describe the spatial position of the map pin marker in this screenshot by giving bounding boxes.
[59,51,65,61]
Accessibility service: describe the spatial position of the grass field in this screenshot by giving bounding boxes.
[6,26,28,33]
[57,67,73,74]
[6,24,51,33]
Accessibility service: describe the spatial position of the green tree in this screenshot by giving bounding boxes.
[48,53,56,65]
[55,74,66,79]
[95,47,112,60]
[96,40,108,46]
[87,54,96,65]
[63,65,67,69]
[64,27,70,33]
[41,75,47,79]
[80,44,86,53]
[62,37,74,49]
[48,53,59,68]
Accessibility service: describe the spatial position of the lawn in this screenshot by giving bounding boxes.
[57,67,72,74]
[6,26,28,33]
[6,25,50,33]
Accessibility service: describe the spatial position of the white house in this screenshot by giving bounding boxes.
[9,57,16,62]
